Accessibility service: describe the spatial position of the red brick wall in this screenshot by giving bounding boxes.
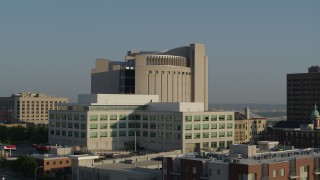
[180,159,204,180]
[268,161,289,180]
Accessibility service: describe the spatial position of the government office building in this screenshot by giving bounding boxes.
[91,43,208,110]
[48,94,234,153]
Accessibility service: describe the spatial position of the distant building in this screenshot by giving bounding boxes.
[234,107,267,144]
[0,92,68,126]
[91,43,209,110]
[163,144,320,180]
[32,154,71,176]
[48,94,234,153]
[287,66,320,122]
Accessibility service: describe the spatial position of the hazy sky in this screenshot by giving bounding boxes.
[0,1,319,104]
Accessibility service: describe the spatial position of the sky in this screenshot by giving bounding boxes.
[0,1,319,104]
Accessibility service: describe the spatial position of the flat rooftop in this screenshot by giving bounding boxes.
[95,160,162,170]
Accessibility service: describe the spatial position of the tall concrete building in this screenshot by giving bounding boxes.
[0,92,68,126]
[91,43,209,110]
[287,66,320,122]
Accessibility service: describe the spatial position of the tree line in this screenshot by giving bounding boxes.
[0,125,48,144]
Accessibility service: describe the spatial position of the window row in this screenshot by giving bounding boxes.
[184,131,233,139]
[184,115,233,122]
[185,123,233,130]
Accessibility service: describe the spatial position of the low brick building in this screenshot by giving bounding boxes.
[32,154,71,175]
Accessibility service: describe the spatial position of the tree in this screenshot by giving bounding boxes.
[12,154,38,177]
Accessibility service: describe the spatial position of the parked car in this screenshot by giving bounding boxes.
[123,159,135,164]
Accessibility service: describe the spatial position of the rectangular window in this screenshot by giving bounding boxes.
[90,132,98,138]
[56,122,60,128]
[211,115,217,121]
[81,123,86,129]
[185,124,192,130]
[166,132,172,139]
[119,114,126,120]
[68,123,73,129]
[56,130,60,136]
[174,133,180,139]
[90,123,98,129]
[100,115,108,121]
[273,170,277,177]
[110,131,117,137]
[280,169,285,176]
[142,115,148,121]
[211,123,217,129]
[219,123,225,129]
[203,132,209,138]
[56,114,61,120]
[50,129,54,135]
[80,115,86,121]
[211,142,217,148]
[119,131,126,137]
[150,115,157,121]
[202,124,209,130]
[203,142,209,148]
[62,130,66,136]
[211,132,217,138]
[150,131,156,137]
[62,114,66,120]
[227,115,233,120]
[219,115,225,121]
[110,114,117,120]
[227,123,233,129]
[119,123,126,128]
[194,124,201,130]
[174,115,182,122]
[174,124,181,130]
[159,115,166,121]
[74,131,79,137]
[74,114,79,120]
[166,124,172,130]
[194,115,200,121]
[185,116,192,122]
[219,132,225,137]
[185,133,192,139]
[167,115,173,121]
[150,123,156,129]
[143,131,148,137]
[90,115,98,121]
[100,131,107,137]
[202,115,209,121]
[219,141,225,148]
[68,131,72,137]
[49,114,54,119]
[68,114,73,120]
[194,133,201,139]
[62,122,66,128]
[143,123,148,129]
[227,131,233,137]
[110,123,117,129]
[100,123,108,129]
[128,131,139,136]
[74,123,79,129]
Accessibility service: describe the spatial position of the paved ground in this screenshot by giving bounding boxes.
[0,167,24,180]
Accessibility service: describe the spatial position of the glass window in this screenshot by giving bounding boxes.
[119,123,126,128]
[174,133,180,139]
[194,133,201,139]
[203,132,209,138]
[100,131,107,137]
[174,124,181,130]
[119,131,126,137]
[56,122,60,128]
[166,132,172,139]
[143,123,148,128]
[129,131,140,136]
[100,115,108,121]
[202,115,209,121]
[219,123,225,129]
[185,116,192,122]
[150,115,157,121]
[119,114,126,120]
[49,114,54,119]
[150,131,156,137]
[174,115,182,122]
[68,123,73,128]
[56,130,60,136]
[273,170,277,177]
[211,132,217,138]
[80,115,86,121]
[219,115,225,121]
[62,130,66,136]
[110,131,117,137]
[62,114,66,120]
[81,132,86,138]
[211,123,217,129]
[194,115,200,121]
[56,114,61,120]
[202,124,209,130]
[142,115,148,121]
[167,115,173,121]
[68,131,72,137]
[100,123,108,129]
[219,141,225,148]
[74,131,79,137]
[185,124,192,130]
[90,132,98,138]
[62,122,66,128]
[68,114,73,120]
[280,169,285,176]
[110,114,117,120]
[211,115,217,121]
[81,123,86,129]
[90,115,98,121]
[227,115,233,120]
[50,129,54,135]
[150,123,156,129]
[194,124,201,130]
[166,124,172,130]
[227,131,233,137]
[74,114,79,120]
[227,123,233,129]
[211,142,217,148]
[110,123,117,129]
[185,133,192,139]
[90,123,98,129]
[143,131,148,137]
[159,115,166,121]
[219,132,225,137]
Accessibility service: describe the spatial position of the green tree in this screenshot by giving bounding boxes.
[12,154,38,177]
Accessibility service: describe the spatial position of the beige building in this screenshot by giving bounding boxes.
[234,107,267,144]
[48,94,234,153]
[91,43,208,110]
[0,92,68,126]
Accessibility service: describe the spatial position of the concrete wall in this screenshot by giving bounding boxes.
[78,94,159,105]
[147,102,204,112]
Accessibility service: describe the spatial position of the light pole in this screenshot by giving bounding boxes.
[34,166,43,180]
